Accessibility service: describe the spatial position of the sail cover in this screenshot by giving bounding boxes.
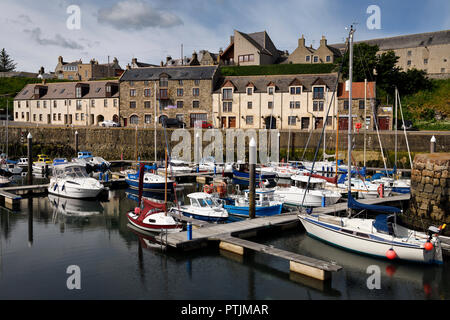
[347,193,401,213]
[305,172,338,184]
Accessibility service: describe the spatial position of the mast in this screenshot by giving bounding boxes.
[347,26,355,202]
[395,86,398,172]
[364,78,367,168]
[164,148,168,216]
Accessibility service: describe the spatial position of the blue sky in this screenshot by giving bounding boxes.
[1,0,449,72]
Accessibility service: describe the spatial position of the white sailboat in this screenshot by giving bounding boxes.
[298,26,444,265]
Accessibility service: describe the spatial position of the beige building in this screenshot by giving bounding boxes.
[219,30,285,66]
[55,56,123,80]
[13,81,119,126]
[119,65,219,127]
[330,30,450,79]
[212,73,339,130]
[287,35,342,64]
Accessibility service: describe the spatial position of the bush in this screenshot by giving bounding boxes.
[220,63,337,76]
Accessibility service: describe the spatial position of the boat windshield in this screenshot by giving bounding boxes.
[59,166,88,178]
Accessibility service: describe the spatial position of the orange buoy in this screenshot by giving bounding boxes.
[423,283,432,295]
[424,242,434,251]
[385,265,396,277]
[386,248,397,260]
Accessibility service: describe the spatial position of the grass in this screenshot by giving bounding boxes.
[220,63,337,76]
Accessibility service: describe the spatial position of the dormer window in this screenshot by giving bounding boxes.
[247,87,253,95]
[268,87,274,95]
[222,88,233,100]
[76,87,82,98]
[159,76,168,87]
[290,86,302,95]
[313,86,325,100]
[106,86,111,93]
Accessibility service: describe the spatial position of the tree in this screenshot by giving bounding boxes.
[336,43,379,82]
[0,48,16,72]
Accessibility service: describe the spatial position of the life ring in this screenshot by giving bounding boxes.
[203,184,214,194]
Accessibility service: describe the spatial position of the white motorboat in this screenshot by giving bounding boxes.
[224,189,283,217]
[48,163,105,199]
[1,163,23,175]
[337,178,392,199]
[158,159,192,175]
[170,192,228,222]
[269,163,299,179]
[198,157,225,174]
[274,175,342,207]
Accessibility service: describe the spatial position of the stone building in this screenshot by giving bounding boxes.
[212,73,338,130]
[330,29,450,79]
[336,81,392,131]
[219,30,284,66]
[54,56,123,80]
[287,35,342,64]
[13,80,119,126]
[130,58,158,69]
[119,65,219,127]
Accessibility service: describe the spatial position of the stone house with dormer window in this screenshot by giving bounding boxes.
[287,35,342,64]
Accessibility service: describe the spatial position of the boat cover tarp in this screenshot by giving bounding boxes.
[339,167,366,177]
[347,193,401,213]
[373,214,391,234]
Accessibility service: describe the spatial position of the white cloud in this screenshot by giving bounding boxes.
[97,0,183,30]
[24,27,85,50]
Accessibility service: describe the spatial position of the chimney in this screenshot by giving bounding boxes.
[132,58,137,65]
[126,64,131,70]
[166,56,172,63]
[230,35,234,44]
[58,56,63,64]
[160,61,164,67]
[39,66,44,75]
[320,35,327,47]
[298,35,305,47]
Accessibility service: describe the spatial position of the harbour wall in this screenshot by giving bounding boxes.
[1,126,449,164]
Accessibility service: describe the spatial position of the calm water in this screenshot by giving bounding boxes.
[0,180,448,300]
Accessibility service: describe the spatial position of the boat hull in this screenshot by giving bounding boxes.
[224,204,282,217]
[274,188,341,207]
[298,215,443,264]
[48,181,104,199]
[127,211,182,233]
[232,169,276,186]
[172,208,228,223]
[126,179,174,193]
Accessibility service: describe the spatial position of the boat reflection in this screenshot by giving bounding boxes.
[125,188,171,203]
[48,194,104,217]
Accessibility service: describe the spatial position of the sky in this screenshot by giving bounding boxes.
[1,0,449,72]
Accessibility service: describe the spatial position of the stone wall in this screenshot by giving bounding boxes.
[409,153,450,232]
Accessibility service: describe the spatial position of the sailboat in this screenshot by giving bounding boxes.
[298,26,444,264]
[126,153,182,233]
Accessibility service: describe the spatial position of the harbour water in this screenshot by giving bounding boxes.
[0,180,448,300]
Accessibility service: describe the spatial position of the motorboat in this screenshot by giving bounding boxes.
[53,158,68,166]
[170,192,228,222]
[337,177,392,199]
[371,177,411,194]
[273,175,342,207]
[1,162,23,175]
[126,171,174,193]
[158,159,192,175]
[198,157,225,174]
[33,154,52,174]
[224,189,283,217]
[269,163,299,179]
[232,162,277,186]
[48,163,105,199]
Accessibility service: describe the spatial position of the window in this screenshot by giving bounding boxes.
[359,100,365,109]
[130,115,139,125]
[178,80,183,86]
[247,101,252,109]
[43,101,47,108]
[193,88,200,96]
[313,56,318,63]
[53,101,57,108]
[288,116,297,125]
[159,76,168,87]
[144,81,149,86]
[75,113,79,121]
[238,54,254,62]
[306,56,310,62]
[290,86,301,95]
[247,87,253,95]
[295,101,300,109]
[81,113,84,121]
[424,58,428,65]
[407,50,412,56]
[313,101,324,111]
[37,101,40,108]
[177,101,184,109]
[407,60,411,66]
[223,101,232,112]
[326,116,332,126]
[326,56,331,62]
[290,101,300,109]
[130,101,136,108]
[159,89,168,99]
[313,87,324,99]
[58,114,61,121]
[193,100,200,108]
[246,116,253,125]
[268,87,274,95]
[76,100,82,110]
[177,88,183,97]
[344,100,349,110]
[441,68,446,73]
[130,89,136,97]
[144,89,151,97]
[91,100,95,107]
[144,101,151,109]
[33,114,36,121]
[129,81,134,86]
[76,87,82,98]
[194,80,200,86]
[223,88,233,100]
[268,101,273,109]
[145,115,151,124]
[53,114,56,121]
[114,99,118,107]
[104,99,108,107]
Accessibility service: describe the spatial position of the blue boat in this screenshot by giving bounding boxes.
[126,171,174,193]
[232,163,276,186]
[224,189,283,218]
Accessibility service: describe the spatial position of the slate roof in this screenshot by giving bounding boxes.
[14,81,119,100]
[120,65,218,81]
[214,73,338,93]
[330,29,450,51]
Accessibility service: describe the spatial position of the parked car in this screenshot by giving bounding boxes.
[397,120,418,131]
[199,121,213,129]
[100,120,120,127]
[162,118,186,128]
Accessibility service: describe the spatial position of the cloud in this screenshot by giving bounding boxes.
[24,27,84,50]
[97,0,183,30]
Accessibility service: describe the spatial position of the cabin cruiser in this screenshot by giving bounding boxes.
[274,175,342,207]
[170,192,228,222]
[126,171,174,193]
[48,163,105,199]
[198,157,225,174]
[1,162,23,175]
[224,189,283,217]
[158,159,192,175]
[233,162,277,186]
[33,154,52,174]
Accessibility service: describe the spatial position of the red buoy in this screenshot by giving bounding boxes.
[134,207,140,214]
[423,283,432,295]
[424,242,434,251]
[386,248,397,260]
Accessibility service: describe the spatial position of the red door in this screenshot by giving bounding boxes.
[123,118,128,127]
[228,117,236,128]
[339,118,349,130]
[378,117,390,130]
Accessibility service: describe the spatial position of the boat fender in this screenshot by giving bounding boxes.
[386,248,396,260]
[377,184,384,198]
[424,241,434,251]
[54,183,58,191]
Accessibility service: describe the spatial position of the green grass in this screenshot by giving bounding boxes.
[220,63,337,76]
